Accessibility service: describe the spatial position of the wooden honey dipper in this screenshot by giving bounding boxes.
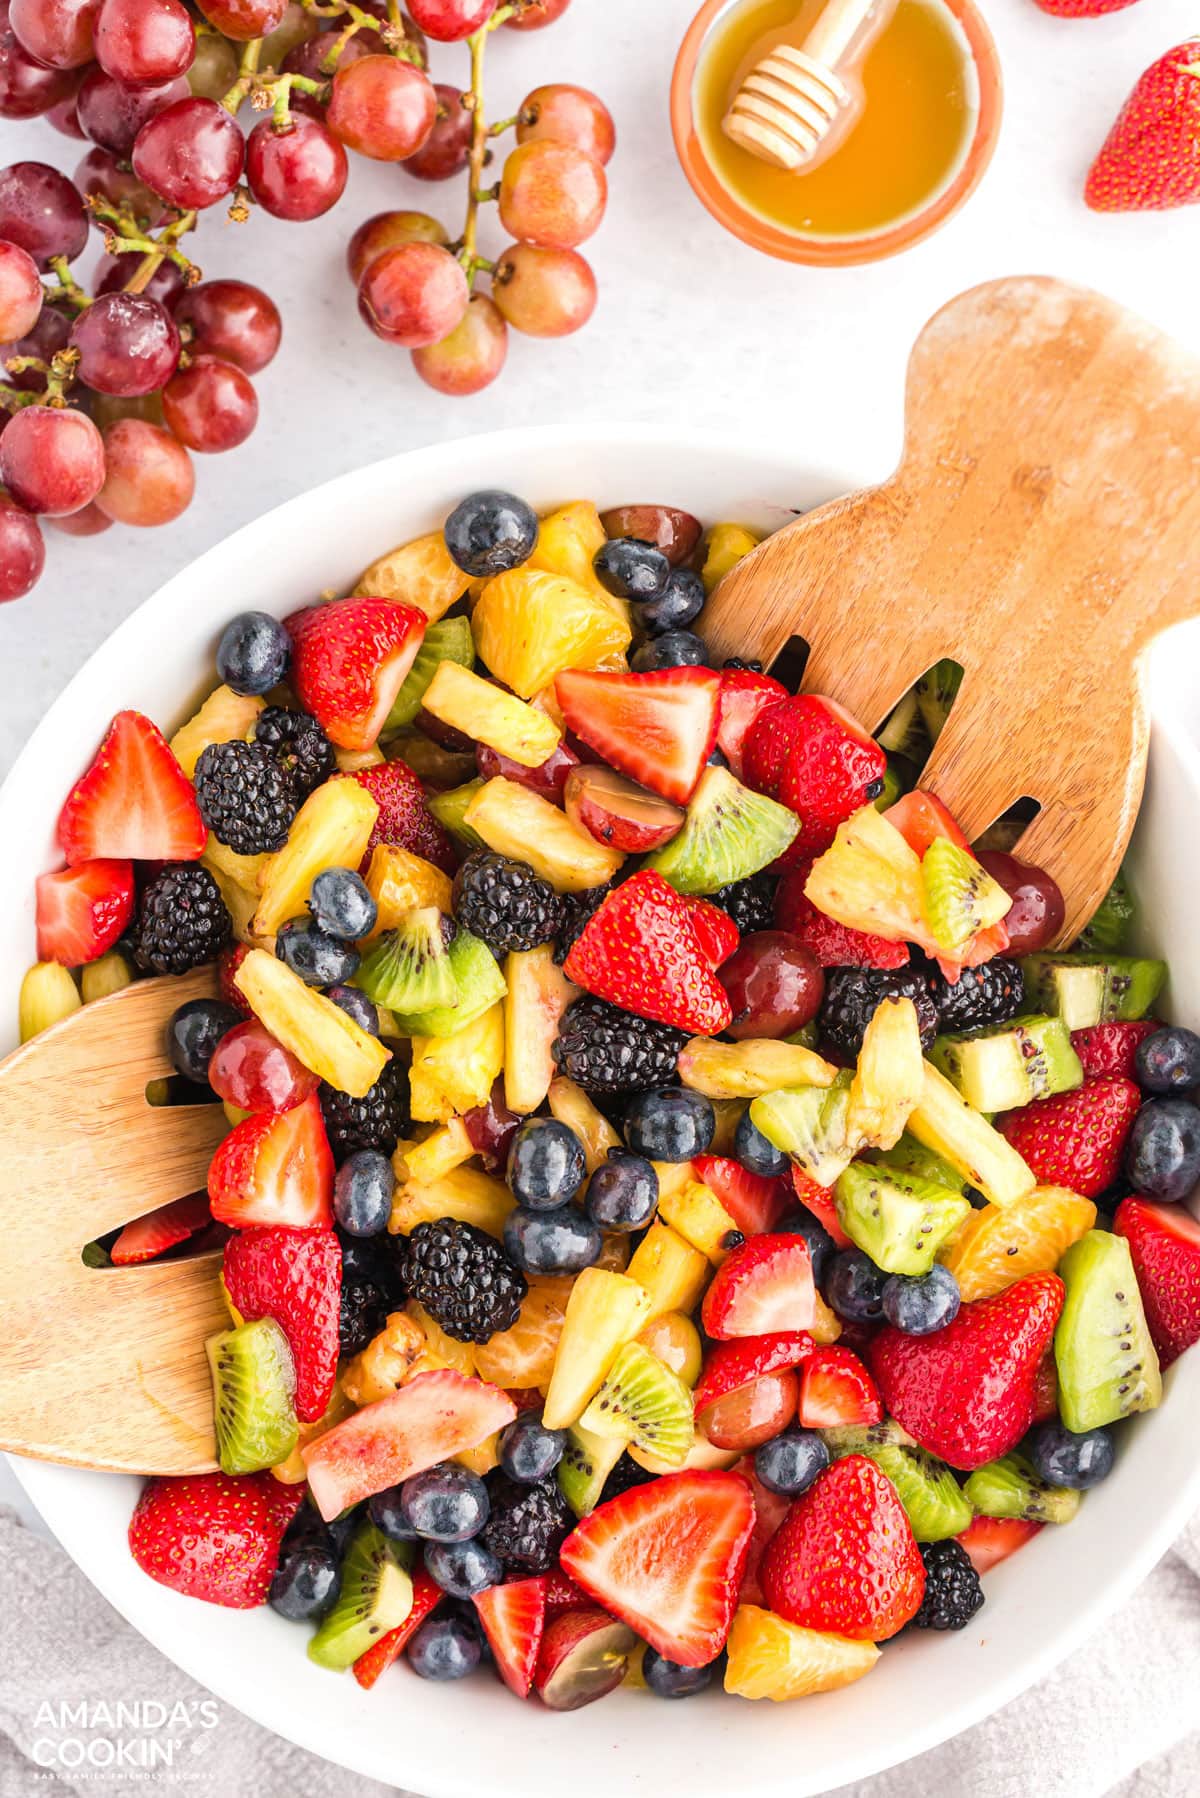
[722,0,894,172]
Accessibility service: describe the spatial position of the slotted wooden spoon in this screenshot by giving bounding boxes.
[701,276,1200,944]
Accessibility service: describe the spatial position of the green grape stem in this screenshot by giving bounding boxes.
[458,6,516,288]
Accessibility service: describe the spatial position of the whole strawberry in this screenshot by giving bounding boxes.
[742,695,886,862]
[1114,1195,1200,1366]
[129,1471,302,1608]
[345,759,456,873]
[564,870,733,1035]
[1086,40,1200,212]
[223,1227,342,1421]
[998,1076,1141,1197]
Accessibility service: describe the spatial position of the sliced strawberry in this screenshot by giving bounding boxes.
[543,1567,593,1617]
[58,711,206,865]
[207,1093,334,1232]
[957,1514,1041,1575]
[564,870,732,1035]
[1086,39,1200,212]
[791,1164,852,1248]
[353,1567,443,1689]
[700,1233,815,1339]
[692,1331,814,1417]
[554,666,721,806]
[693,1155,788,1235]
[715,668,787,777]
[222,1227,341,1421]
[774,864,910,970]
[998,1077,1141,1198]
[559,1470,754,1667]
[345,759,456,874]
[1071,1020,1160,1082]
[683,896,739,968]
[111,1193,211,1267]
[1114,1195,1200,1367]
[218,943,254,1017]
[798,1345,882,1428]
[128,1470,292,1608]
[743,695,885,862]
[36,858,134,965]
[735,1460,791,1608]
[473,1574,546,1697]
[287,598,426,752]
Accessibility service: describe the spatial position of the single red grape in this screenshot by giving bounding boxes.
[196,0,287,42]
[96,417,193,525]
[208,1020,317,1111]
[698,1371,800,1451]
[282,24,385,79]
[404,83,472,181]
[0,404,106,515]
[498,140,606,248]
[327,55,436,162]
[70,290,181,396]
[45,72,88,138]
[406,0,495,41]
[245,114,347,220]
[357,240,467,346]
[462,1079,520,1170]
[720,931,825,1040]
[975,850,1066,956]
[172,279,280,372]
[162,353,257,453]
[74,145,165,227]
[87,388,163,430]
[411,291,507,396]
[346,209,447,283]
[93,0,194,86]
[94,248,185,307]
[260,2,319,68]
[0,303,70,391]
[76,66,189,155]
[517,84,615,166]
[0,239,42,342]
[0,162,88,269]
[187,31,238,100]
[505,0,571,27]
[48,498,112,536]
[0,1,80,118]
[10,0,100,68]
[0,490,44,601]
[476,736,579,799]
[491,242,595,337]
[133,96,246,209]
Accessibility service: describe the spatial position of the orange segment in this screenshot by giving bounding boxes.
[353,529,469,622]
[724,1606,879,1701]
[474,1277,573,1389]
[940,1185,1096,1303]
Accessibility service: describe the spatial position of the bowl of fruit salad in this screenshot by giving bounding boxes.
[5,422,1200,1798]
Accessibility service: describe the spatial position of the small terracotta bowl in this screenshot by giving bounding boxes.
[670,0,1003,266]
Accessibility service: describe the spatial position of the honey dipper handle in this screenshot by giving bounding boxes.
[804,0,886,69]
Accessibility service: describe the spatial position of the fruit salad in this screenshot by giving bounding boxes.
[20,489,1200,1710]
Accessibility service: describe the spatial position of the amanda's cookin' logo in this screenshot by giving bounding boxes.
[31,1698,220,1778]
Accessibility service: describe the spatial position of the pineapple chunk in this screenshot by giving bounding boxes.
[810,1290,843,1344]
[253,777,379,937]
[423,661,562,769]
[908,1062,1037,1209]
[627,1222,710,1322]
[631,1431,742,1475]
[653,1160,697,1201]
[677,1036,838,1099]
[846,997,924,1152]
[406,1300,478,1378]
[548,1077,621,1173]
[465,778,624,893]
[804,805,927,945]
[203,834,269,895]
[341,1311,425,1408]
[410,1001,504,1122]
[472,567,631,699]
[272,1385,355,1481]
[354,528,469,622]
[363,844,453,942]
[701,522,761,595]
[658,1179,740,1264]
[394,1118,475,1186]
[334,745,385,773]
[531,501,631,626]
[170,684,263,777]
[504,946,578,1114]
[454,1433,501,1476]
[389,1163,514,1238]
[81,950,133,1004]
[19,962,80,1042]
[234,948,389,1097]
[710,1098,747,1156]
[542,1268,652,1430]
[209,865,265,948]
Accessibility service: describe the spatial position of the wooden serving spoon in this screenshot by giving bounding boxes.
[700,276,1200,945]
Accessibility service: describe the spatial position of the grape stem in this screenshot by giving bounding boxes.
[221,35,263,113]
[0,382,39,414]
[44,257,90,313]
[458,6,516,287]
[251,71,329,128]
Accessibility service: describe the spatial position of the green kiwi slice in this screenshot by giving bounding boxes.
[1019,953,1166,1030]
[385,617,475,733]
[883,1132,970,1197]
[557,1423,628,1517]
[1055,1229,1162,1432]
[834,1162,971,1276]
[930,1015,1083,1114]
[645,765,799,895]
[921,838,1011,958]
[389,928,507,1037]
[427,780,487,850]
[1078,867,1135,953]
[356,907,458,1015]
[750,1071,855,1188]
[206,1316,297,1477]
[876,689,929,761]
[915,659,962,744]
[307,1524,414,1671]
[964,1453,1080,1525]
[825,1428,974,1541]
[578,1342,694,1468]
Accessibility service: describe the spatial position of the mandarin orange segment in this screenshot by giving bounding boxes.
[724,1605,879,1702]
[474,1277,574,1389]
[353,528,469,622]
[940,1185,1097,1303]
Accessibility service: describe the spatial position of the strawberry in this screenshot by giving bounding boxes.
[111,1193,211,1267]
[1114,1195,1200,1366]
[57,711,206,865]
[353,1566,443,1689]
[774,863,910,970]
[128,1470,294,1608]
[791,1164,852,1248]
[760,1454,925,1640]
[554,666,721,806]
[218,942,254,1017]
[692,1331,814,1418]
[715,668,787,777]
[798,1345,882,1428]
[287,597,426,752]
[473,1574,547,1697]
[1032,1350,1059,1425]
[956,1514,1041,1575]
[564,871,733,1034]
[543,1567,593,1617]
[222,1226,341,1421]
[683,896,740,967]
[1071,1019,1159,1081]
[998,1077,1141,1198]
[735,1460,791,1608]
[1086,40,1200,212]
[700,1233,816,1339]
[559,1470,754,1667]
[1035,0,1137,13]
[207,1093,334,1231]
[693,1155,789,1235]
[742,695,885,862]
[344,759,456,874]
[35,858,134,965]
[870,1271,1064,1470]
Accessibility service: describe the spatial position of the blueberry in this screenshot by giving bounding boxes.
[642,1648,718,1699]
[424,1536,502,1598]
[624,1087,715,1161]
[268,1514,342,1621]
[1030,1422,1115,1490]
[707,747,730,768]
[734,1109,789,1178]
[444,489,538,578]
[826,1248,887,1323]
[584,1149,659,1231]
[504,1205,603,1276]
[334,1148,395,1236]
[1135,1026,1200,1094]
[499,1414,566,1483]
[216,610,290,697]
[1125,1097,1200,1202]
[276,918,361,987]
[777,1206,835,1285]
[407,1611,483,1680]
[593,537,670,602]
[507,1117,586,1211]
[401,1463,490,1542]
[631,630,708,671]
[882,1265,961,1335]
[754,1426,829,1497]
[639,566,705,637]
[366,1484,420,1542]
[309,867,377,941]
[166,997,240,1085]
[326,984,379,1035]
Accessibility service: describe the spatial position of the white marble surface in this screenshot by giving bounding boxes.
[1,0,1199,1526]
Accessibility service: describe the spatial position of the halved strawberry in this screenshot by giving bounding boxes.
[683,897,739,968]
[798,1345,882,1428]
[559,1470,754,1667]
[743,695,885,862]
[700,1234,816,1339]
[715,668,787,777]
[58,711,206,865]
[957,1514,1041,1575]
[554,666,721,806]
[1114,1195,1200,1367]
[791,1164,852,1248]
[1071,1020,1160,1081]
[692,1332,814,1417]
[353,1566,443,1689]
[128,1470,293,1608]
[207,1094,334,1232]
[735,1460,791,1608]
[693,1155,788,1236]
[774,864,910,970]
[111,1193,211,1267]
[998,1077,1141,1198]
[564,871,733,1035]
[36,858,134,965]
[345,759,456,874]
[473,1574,547,1697]
[218,943,254,1017]
[222,1227,341,1421]
[886,790,1009,976]
[543,1568,593,1617]
[288,598,427,752]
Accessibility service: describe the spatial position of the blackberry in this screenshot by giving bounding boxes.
[194,739,298,855]
[819,965,938,1060]
[552,995,687,1095]
[480,1473,572,1575]
[709,873,776,936]
[132,864,231,975]
[554,878,617,965]
[253,706,336,798]
[452,851,564,955]
[931,957,1025,1032]
[338,1273,389,1358]
[320,1060,408,1161]
[911,1540,985,1631]
[395,1218,527,1344]
[599,1452,657,1506]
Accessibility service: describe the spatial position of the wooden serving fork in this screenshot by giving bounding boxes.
[700,276,1200,944]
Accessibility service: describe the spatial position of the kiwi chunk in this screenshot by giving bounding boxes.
[825,1428,974,1541]
[385,616,475,732]
[884,1132,970,1196]
[645,765,799,895]
[1019,953,1166,1031]
[1078,866,1135,953]
[921,838,1011,958]
[357,907,458,1015]
[834,1162,970,1276]
[390,928,507,1037]
[964,1453,1080,1525]
[751,1071,855,1188]
[578,1341,694,1468]
[876,689,929,761]
[427,779,487,850]
[557,1422,628,1516]
[930,1015,1083,1114]
[915,659,962,744]
[307,1523,414,1670]
[1055,1229,1162,1431]
[206,1316,297,1477]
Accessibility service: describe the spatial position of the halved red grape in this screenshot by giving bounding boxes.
[478,737,580,802]
[196,0,287,42]
[133,96,245,209]
[563,763,682,851]
[357,240,467,346]
[9,0,100,69]
[96,417,193,525]
[598,506,702,566]
[976,850,1065,956]
[0,2,80,118]
[0,162,88,268]
[406,0,494,41]
[93,0,195,86]
[94,248,185,307]
[0,404,105,515]
[462,1078,520,1170]
[720,931,825,1040]
[0,490,44,600]
[173,279,280,372]
[0,239,42,341]
[327,55,436,162]
[76,66,189,155]
[208,1019,318,1111]
[517,83,614,165]
[697,1369,799,1451]
[70,290,181,396]
[346,209,447,283]
[74,144,164,227]
[411,290,506,395]
[162,353,257,453]
[498,140,606,249]
[405,82,471,181]
[491,242,595,338]
[245,114,348,220]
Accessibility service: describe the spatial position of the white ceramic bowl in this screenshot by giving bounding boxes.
[5,424,1200,1798]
